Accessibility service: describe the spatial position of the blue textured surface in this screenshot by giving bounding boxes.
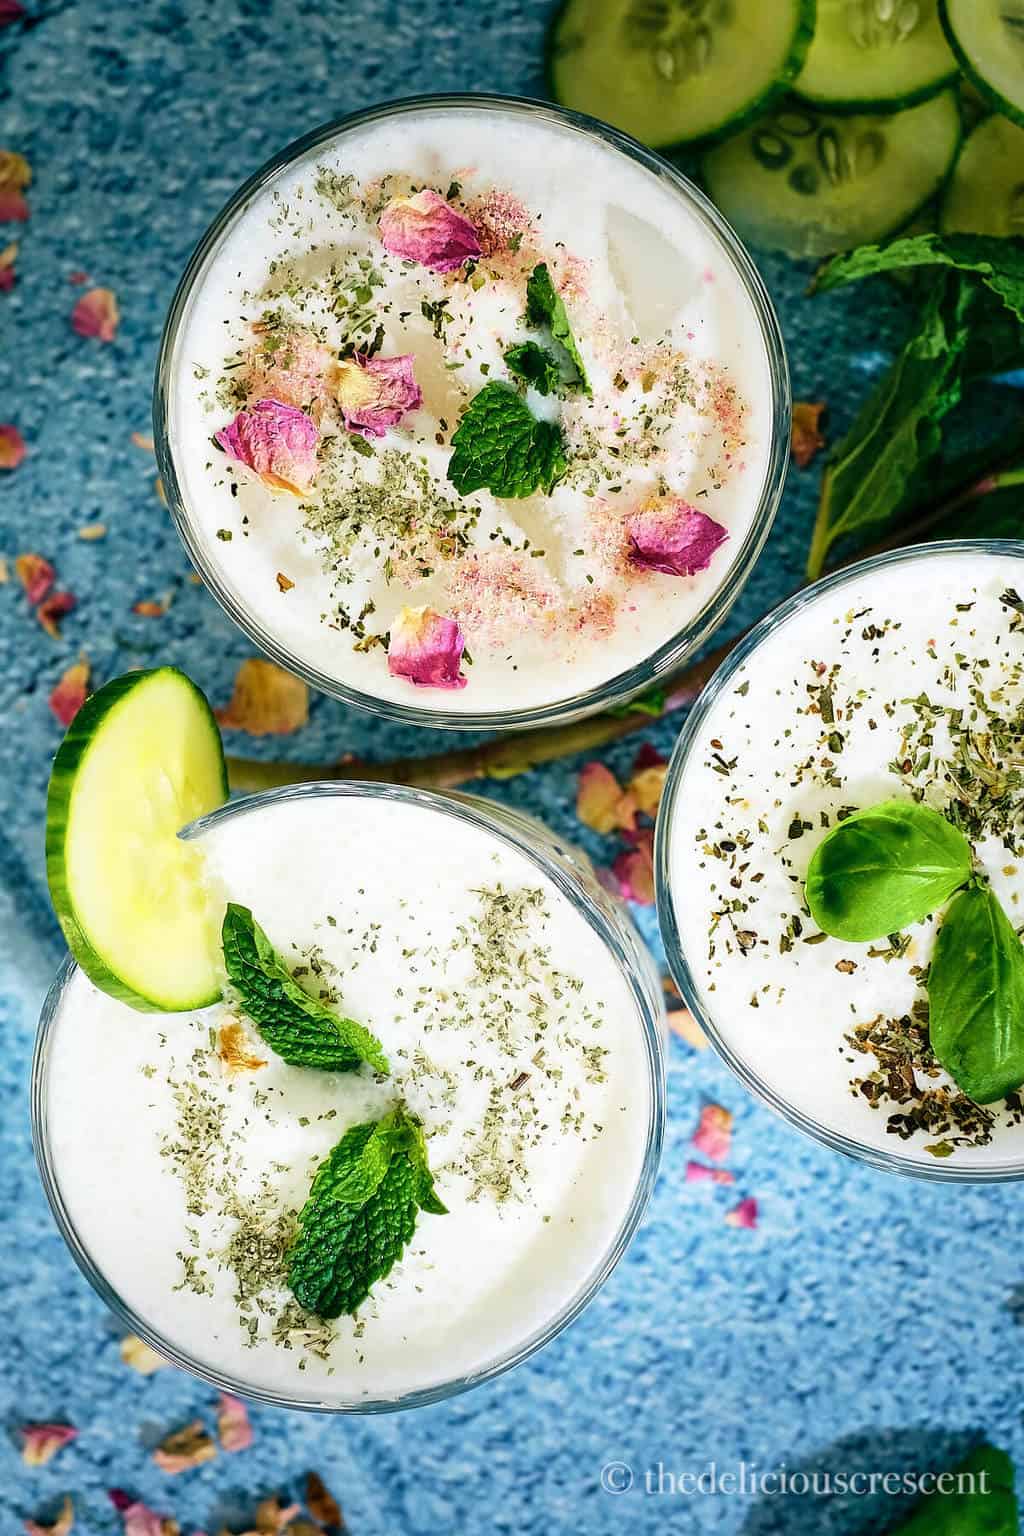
[2,3,1024,1533]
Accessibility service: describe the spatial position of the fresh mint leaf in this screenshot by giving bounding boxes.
[287,1104,446,1318]
[804,799,972,943]
[813,233,1024,322]
[221,903,388,1075]
[504,340,563,396]
[885,1445,1018,1535]
[448,381,568,498]
[526,263,591,396]
[928,884,1024,1104]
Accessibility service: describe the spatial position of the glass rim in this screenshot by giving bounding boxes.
[655,538,1024,1184]
[32,779,666,1411]
[153,89,790,733]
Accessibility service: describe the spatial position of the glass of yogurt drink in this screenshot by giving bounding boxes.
[658,541,1024,1180]
[35,669,664,1408]
[155,93,788,729]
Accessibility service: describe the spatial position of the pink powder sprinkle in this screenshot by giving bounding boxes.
[245,325,334,411]
[467,188,531,257]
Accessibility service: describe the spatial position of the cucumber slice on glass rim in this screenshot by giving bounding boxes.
[795,0,958,112]
[703,90,961,260]
[546,0,815,150]
[942,114,1024,235]
[46,667,229,1012]
[940,0,1024,128]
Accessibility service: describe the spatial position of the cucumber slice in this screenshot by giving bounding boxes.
[46,667,229,1012]
[703,90,961,260]
[941,0,1024,128]
[546,0,815,150]
[942,114,1024,235]
[796,0,958,111]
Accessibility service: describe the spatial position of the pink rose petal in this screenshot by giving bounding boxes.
[692,1103,732,1162]
[726,1197,759,1230]
[37,590,76,639]
[0,423,26,469]
[0,186,28,221]
[632,742,666,772]
[215,398,319,495]
[216,1392,253,1453]
[387,605,467,690]
[20,1425,78,1466]
[611,826,655,905]
[627,499,728,577]
[15,552,52,604]
[379,189,481,272]
[576,762,636,835]
[333,352,422,438]
[109,1493,177,1536]
[685,1161,735,1185]
[71,286,119,342]
[49,658,90,725]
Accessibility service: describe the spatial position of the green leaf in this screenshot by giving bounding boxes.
[885,1445,1018,1536]
[287,1104,446,1318]
[806,273,973,578]
[504,340,563,396]
[813,233,1024,322]
[526,263,591,395]
[805,800,972,943]
[928,884,1024,1104]
[448,381,568,498]
[221,903,389,1074]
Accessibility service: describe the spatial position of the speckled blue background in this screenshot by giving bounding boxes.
[2,3,1024,1533]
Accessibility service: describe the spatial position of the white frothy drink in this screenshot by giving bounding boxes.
[664,545,1024,1174]
[41,791,659,1404]
[163,100,776,716]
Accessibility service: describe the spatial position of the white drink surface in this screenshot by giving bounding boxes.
[667,546,1024,1172]
[44,793,655,1403]
[166,102,774,713]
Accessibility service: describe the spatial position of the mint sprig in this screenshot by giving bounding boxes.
[526,263,591,396]
[221,903,388,1075]
[448,381,568,498]
[287,1104,446,1318]
[885,1444,1017,1535]
[504,340,563,396]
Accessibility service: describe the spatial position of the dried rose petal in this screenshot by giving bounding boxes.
[254,1497,302,1533]
[131,431,154,453]
[37,591,76,639]
[0,150,30,220]
[132,599,167,617]
[152,1419,217,1474]
[0,423,26,468]
[215,398,319,495]
[0,186,28,221]
[68,270,88,285]
[791,400,826,468]
[216,658,309,735]
[692,1103,732,1162]
[627,762,667,818]
[387,605,467,690]
[49,658,90,725]
[24,1495,74,1536]
[109,1493,179,1536]
[276,571,294,592]
[306,1472,343,1530]
[72,286,119,342]
[627,499,728,577]
[725,1197,759,1230]
[611,827,655,905]
[0,1,25,27]
[16,553,53,603]
[218,1021,268,1075]
[20,1425,78,1467]
[119,1335,168,1374]
[668,1006,708,1051]
[216,1392,253,1453]
[685,1161,735,1185]
[379,189,481,272]
[245,324,334,410]
[332,352,422,438]
[576,762,636,835]
[0,240,17,290]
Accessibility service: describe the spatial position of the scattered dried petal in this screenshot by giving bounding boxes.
[78,522,107,540]
[254,1497,301,1533]
[24,1495,74,1536]
[627,499,728,577]
[132,599,167,617]
[16,553,53,603]
[0,150,30,220]
[685,1161,735,1185]
[152,1420,217,1475]
[692,1103,732,1162]
[72,286,119,342]
[215,658,309,735]
[332,352,422,438]
[611,827,655,905]
[387,605,467,690]
[37,591,76,639]
[576,762,636,835]
[0,239,17,290]
[119,1335,169,1374]
[215,1392,253,1453]
[0,422,26,468]
[0,555,8,581]
[668,1006,708,1051]
[109,1492,179,1536]
[154,476,166,506]
[627,763,667,818]
[219,1021,268,1075]
[378,189,481,272]
[725,1197,759,1230]
[131,431,155,453]
[20,1426,78,1467]
[215,398,319,494]
[0,1,26,27]
[275,571,294,592]
[305,1472,342,1531]
[49,658,90,725]
[791,400,826,468]
[632,742,666,772]
[68,270,88,286]
[0,186,28,221]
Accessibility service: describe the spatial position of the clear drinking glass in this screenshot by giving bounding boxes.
[33,782,666,1410]
[154,92,790,731]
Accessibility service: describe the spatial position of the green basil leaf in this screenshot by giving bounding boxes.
[805,799,972,942]
[813,233,1024,323]
[885,1445,1018,1536]
[928,884,1024,1104]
